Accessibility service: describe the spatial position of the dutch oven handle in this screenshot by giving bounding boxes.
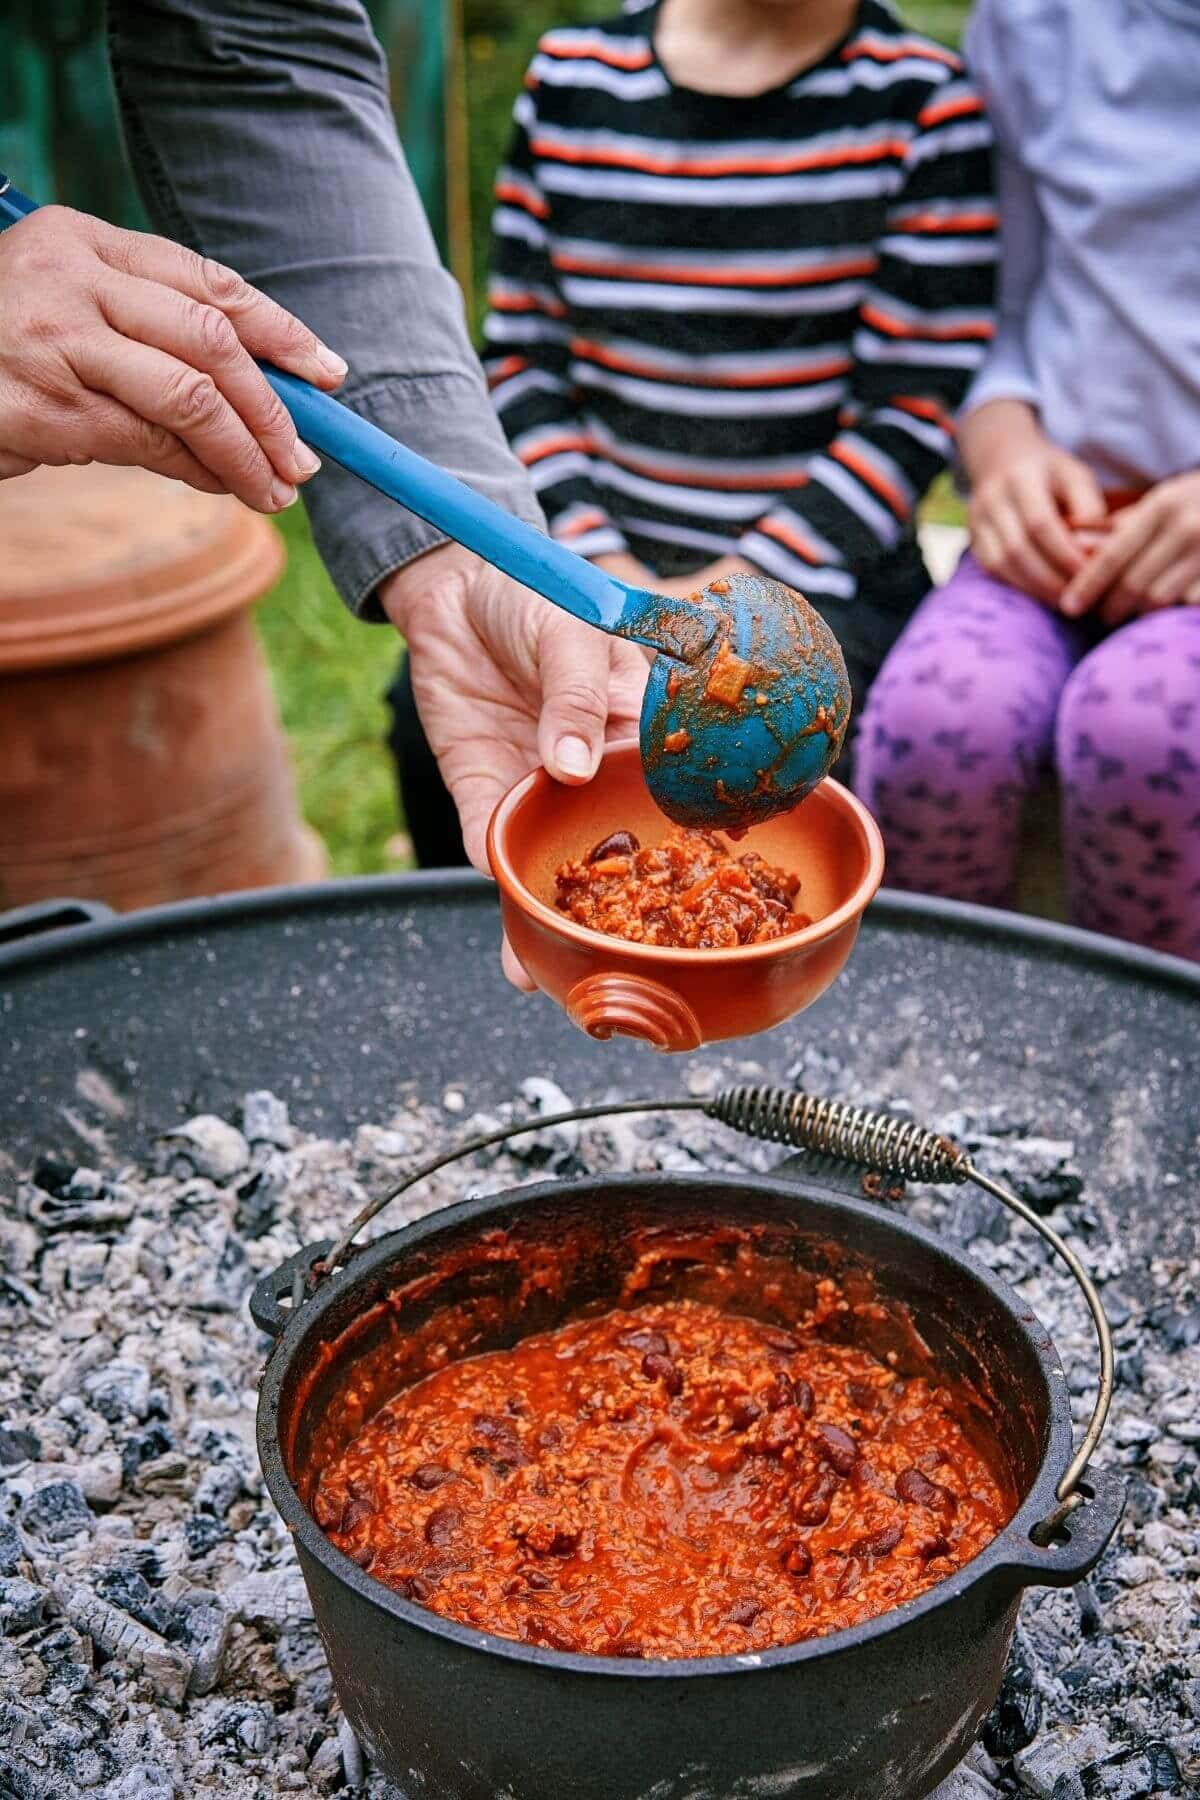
[263,1085,1117,1549]
[0,898,114,948]
[250,1239,335,1339]
[987,1463,1125,1590]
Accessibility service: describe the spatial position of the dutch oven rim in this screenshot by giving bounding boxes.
[256,1170,1113,1680]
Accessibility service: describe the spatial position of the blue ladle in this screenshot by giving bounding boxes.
[0,175,849,831]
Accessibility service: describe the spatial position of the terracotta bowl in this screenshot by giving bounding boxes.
[487,740,884,1051]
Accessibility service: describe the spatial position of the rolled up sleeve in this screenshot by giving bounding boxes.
[107,0,545,618]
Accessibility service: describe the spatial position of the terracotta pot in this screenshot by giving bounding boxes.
[487,739,884,1050]
[0,464,326,912]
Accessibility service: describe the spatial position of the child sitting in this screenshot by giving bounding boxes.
[855,0,1200,961]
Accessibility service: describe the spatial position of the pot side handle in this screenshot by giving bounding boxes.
[250,1239,335,1339]
[994,1465,1125,1591]
[0,898,114,948]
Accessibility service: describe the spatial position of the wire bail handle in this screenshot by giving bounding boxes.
[310,1086,1113,1537]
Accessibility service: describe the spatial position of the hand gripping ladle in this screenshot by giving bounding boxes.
[0,174,850,832]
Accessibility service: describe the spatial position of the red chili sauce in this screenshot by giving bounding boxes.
[315,1297,1012,1659]
[553,828,810,949]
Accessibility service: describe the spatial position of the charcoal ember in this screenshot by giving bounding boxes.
[233,1157,287,1239]
[21,1478,93,1543]
[182,1511,227,1558]
[241,1089,294,1148]
[47,1575,191,1706]
[106,1763,175,1798]
[156,1116,249,1182]
[82,1360,152,1425]
[92,1568,174,1638]
[27,1166,134,1232]
[165,1586,230,1695]
[0,1520,24,1577]
[510,1077,580,1166]
[972,1136,1083,1216]
[198,1697,277,1755]
[122,1424,175,1485]
[307,1732,348,1793]
[1159,1305,1200,1351]
[224,1566,312,1629]
[0,1427,41,1468]
[929,1769,1000,1800]
[0,1576,46,1635]
[30,1622,93,1699]
[983,1627,1043,1758]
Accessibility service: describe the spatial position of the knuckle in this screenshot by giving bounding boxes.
[164,367,222,429]
[199,257,247,308]
[193,302,240,362]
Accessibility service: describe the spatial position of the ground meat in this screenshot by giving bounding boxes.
[553,828,810,948]
[316,1299,1012,1661]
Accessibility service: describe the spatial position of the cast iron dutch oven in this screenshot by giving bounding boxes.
[253,1158,1124,1800]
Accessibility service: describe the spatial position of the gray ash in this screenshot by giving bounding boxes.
[0,1076,1196,1798]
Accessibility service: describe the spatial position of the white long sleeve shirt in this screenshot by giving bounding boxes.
[963,0,1200,489]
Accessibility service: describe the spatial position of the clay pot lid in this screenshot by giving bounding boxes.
[0,463,285,671]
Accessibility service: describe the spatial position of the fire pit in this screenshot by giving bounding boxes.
[0,883,1197,1797]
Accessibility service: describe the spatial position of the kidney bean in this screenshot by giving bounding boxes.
[846,1381,881,1413]
[351,1544,375,1570]
[793,1470,838,1525]
[729,1396,763,1431]
[782,1540,813,1578]
[815,1423,858,1475]
[729,1598,762,1626]
[523,1568,554,1590]
[587,830,639,863]
[767,1373,796,1411]
[396,1574,435,1603]
[761,1327,801,1354]
[424,1504,464,1547]
[835,1555,862,1598]
[642,1351,683,1396]
[761,1405,804,1454]
[619,1327,670,1355]
[473,1413,510,1440]
[340,1495,374,1533]
[849,1457,879,1492]
[792,1378,815,1418]
[918,1534,951,1561]
[410,1463,453,1491]
[853,1522,903,1561]
[895,1467,958,1514]
[536,1424,564,1450]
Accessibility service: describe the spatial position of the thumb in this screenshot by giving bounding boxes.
[535,611,612,784]
[1051,455,1106,528]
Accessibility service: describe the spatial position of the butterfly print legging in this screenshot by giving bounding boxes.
[853,555,1200,961]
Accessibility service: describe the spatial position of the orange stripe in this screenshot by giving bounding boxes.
[530,134,908,178]
[520,433,594,465]
[843,36,959,68]
[891,395,956,435]
[604,445,811,492]
[861,301,994,342]
[758,516,824,565]
[918,93,984,129]
[493,178,549,220]
[830,443,909,517]
[556,509,609,538]
[539,37,654,71]
[488,289,567,318]
[486,355,529,389]
[570,337,851,391]
[551,250,876,289]
[891,207,997,235]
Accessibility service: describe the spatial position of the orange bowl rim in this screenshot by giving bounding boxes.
[486,740,886,966]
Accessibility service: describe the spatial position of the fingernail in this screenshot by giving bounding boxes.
[315,344,349,379]
[555,735,594,777]
[270,479,299,510]
[293,440,321,477]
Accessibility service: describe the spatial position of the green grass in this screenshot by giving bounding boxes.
[259,1,970,875]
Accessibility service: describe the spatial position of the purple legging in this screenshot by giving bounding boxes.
[854,553,1200,961]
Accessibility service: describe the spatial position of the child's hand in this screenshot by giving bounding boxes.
[962,399,1106,604]
[1060,473,1200,624]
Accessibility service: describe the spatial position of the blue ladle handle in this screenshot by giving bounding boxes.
[0,174,708,661]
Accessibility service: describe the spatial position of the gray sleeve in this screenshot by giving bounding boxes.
[106,0,546,620]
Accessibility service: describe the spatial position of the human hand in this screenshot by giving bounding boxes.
[591,550,658,588]
[962,399,1106,603]
[380,544,648,987]
[0,205,347,509]
[1060,473,1200,625]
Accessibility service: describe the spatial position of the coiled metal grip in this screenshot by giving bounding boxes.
[707,1086,971,1185]
[310,1084,1111,1540]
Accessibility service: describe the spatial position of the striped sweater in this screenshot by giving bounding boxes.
[482,0,996,603]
